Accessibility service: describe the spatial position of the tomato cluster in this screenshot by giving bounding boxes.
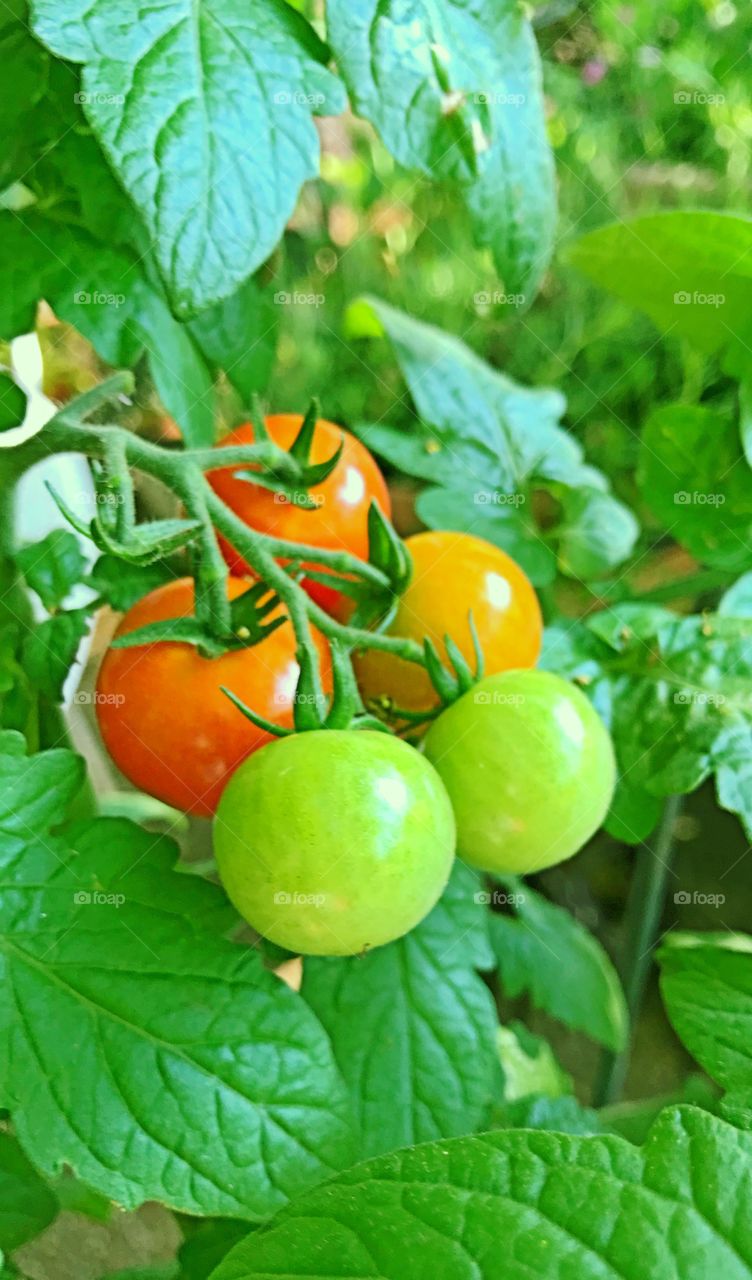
[95,414,616,956]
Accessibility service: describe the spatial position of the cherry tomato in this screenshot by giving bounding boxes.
[208,414,391,617]
[95,577,331,818]
[424,670,616,874]
[354,531,542,714]
[214,729,455,956]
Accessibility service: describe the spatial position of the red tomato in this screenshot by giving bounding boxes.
[208,413,391,617]
[95,577,331,817]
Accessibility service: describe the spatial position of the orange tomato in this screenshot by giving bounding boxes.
[95,577,331,817]
[354,531,542,715]
[208,414,391,617]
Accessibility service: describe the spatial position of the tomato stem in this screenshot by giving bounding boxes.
[593,793,682,1107]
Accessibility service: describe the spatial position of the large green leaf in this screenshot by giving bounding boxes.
[659,935,752,1100]
[0,736,354,1219]
[0,1132,57,1252]
[569,212,752,365]
[302,863,500,1159]
[639,404,752,573]
[210,1107,752,1279]
[327,0,555,303]
[490,877,627,1051]
[542,606,752,843]
[30,0,346,316]
[353,298,637,586]
[15,532,86,613]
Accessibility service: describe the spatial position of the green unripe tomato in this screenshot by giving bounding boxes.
[423,670,616,875]
[214,729,455,956]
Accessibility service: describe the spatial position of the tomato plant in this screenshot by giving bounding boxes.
[96,577,332,817]
[215,729,455,956]
[208,413,391,616]
[1,0,752,1276]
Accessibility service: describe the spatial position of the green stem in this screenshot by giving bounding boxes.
[594,794,682,1107]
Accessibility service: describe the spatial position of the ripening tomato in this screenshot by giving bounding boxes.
[208,414,391,617]
[424,670,616,874]
[354,531,542,714]
[214,729,455,956]
[95,577,331,817]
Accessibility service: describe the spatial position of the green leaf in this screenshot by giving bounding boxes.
[496,1022,571,1100]
[659,936,752,1099]
[21,609,90,702]
[29,0,346,316]
[354,299,637,585]
[542,609,752,844]
[101,1268,178,1280]
[639,404,752,573]
[87,556,176,613]
[327,1,555,304]
[569,212,752,365]
[489,878,628,1051]
[491,1092,602,1136]
[301,863,500,1159]
[0,376,26,433]
[210,1107,752,1280]
[15,532,86,612]
[0,1132,57,1252]
[0,740,355,1219]
[189,273,279,402]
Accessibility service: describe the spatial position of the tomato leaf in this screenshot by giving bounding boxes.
[0,737,355,1219]
[568,211,752,366]
[209,1107,752,1280]
[639,404,752,573]
[0,1132,58,1252]
[543,607,752,844]
[87,556,177,613]
[21,609,90,703]
[14,532,86,612]
[659,935,752,1103]
[327,0,556,305]
[489,878,628,1051]
[353,298,638,586]
[302,863,500,1159]
[29,0,346,316]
